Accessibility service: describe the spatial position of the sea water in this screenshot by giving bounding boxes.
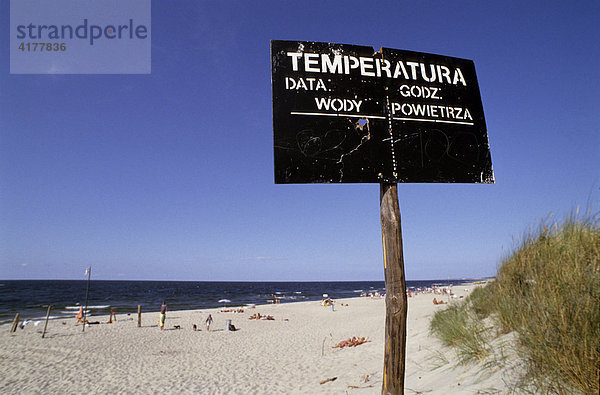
[0,279,474,324]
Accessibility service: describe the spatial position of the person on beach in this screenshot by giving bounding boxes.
[108,309,116,324]
[76,306,84,324]
[159,301,167,330]
[227,320,237,331]
[205,314,213,331]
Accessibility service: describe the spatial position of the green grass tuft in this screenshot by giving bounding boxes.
[430,299,491,364]
[430,211,600,394]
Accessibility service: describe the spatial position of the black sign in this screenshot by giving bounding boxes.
[272,40,494,184]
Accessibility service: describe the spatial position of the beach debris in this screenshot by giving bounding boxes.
[332,336,369,348]
[319,377,337,385]
[348,384,375,389]
[173,325,181,329]
[346,373,376,388]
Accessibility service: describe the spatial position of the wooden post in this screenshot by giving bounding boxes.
[42,305,52,338]
[137,305,142,327]
[9,313,20,333]
[380,183,408,395]
[83,266,91,332]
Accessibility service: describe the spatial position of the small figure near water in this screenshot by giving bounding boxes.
[205,314,213,331]
[76,306,85,324]
[107,309,116,324]
[159,301,167,330]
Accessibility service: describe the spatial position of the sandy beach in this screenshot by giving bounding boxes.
[0,284,515,394]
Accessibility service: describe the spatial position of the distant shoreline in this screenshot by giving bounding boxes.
[0,278,484,324]
[0,277,493,282]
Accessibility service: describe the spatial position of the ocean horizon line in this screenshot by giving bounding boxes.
[0,278,489,324]
[0,277,493,283]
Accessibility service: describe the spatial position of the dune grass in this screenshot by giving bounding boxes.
[430,212,600,394]
[429,300,492,364]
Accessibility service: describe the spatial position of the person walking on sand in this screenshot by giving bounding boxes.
[108,309,116,323]
[205,314,213,331]
[76,306,84,324]
[159,301,167,330]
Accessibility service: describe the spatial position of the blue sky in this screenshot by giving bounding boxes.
[1,1,598,281]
